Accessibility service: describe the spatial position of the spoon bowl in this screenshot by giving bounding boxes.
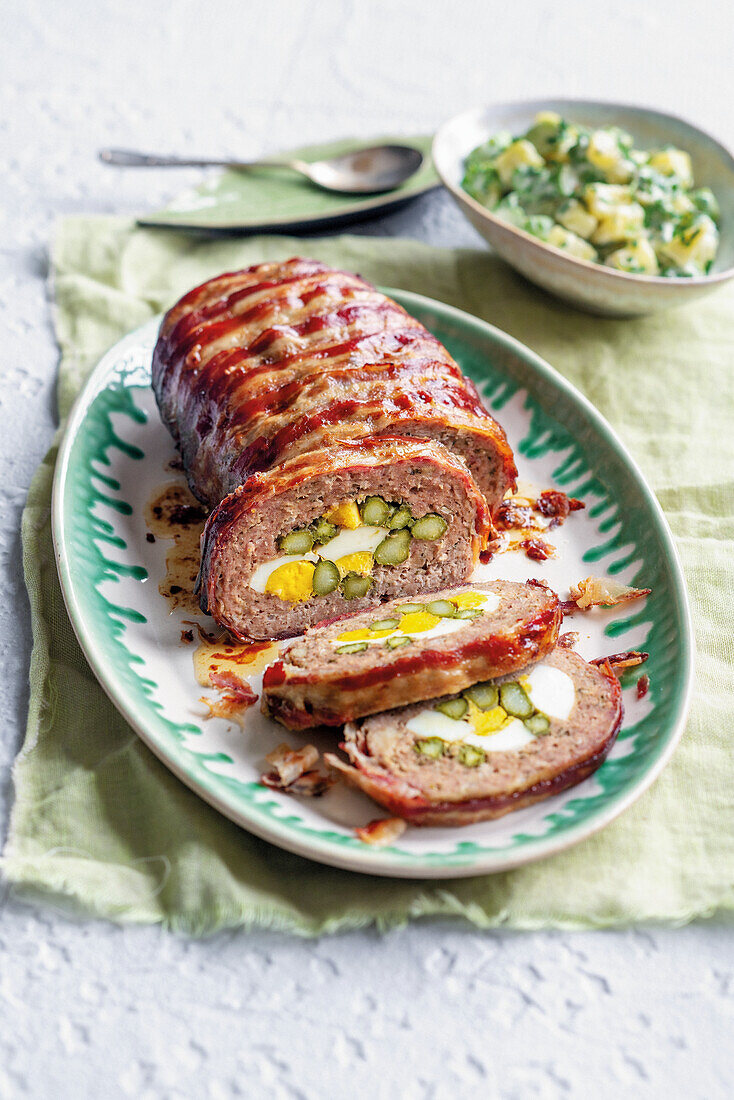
[295,144,425,193]
[100,143,425,196]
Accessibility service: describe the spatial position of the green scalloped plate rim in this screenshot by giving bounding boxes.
[136,135,439,233]
[51,289,694,878]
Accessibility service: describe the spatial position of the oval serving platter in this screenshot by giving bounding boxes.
[52,290,693,878]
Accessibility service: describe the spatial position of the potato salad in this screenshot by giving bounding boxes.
[462,112,720,276]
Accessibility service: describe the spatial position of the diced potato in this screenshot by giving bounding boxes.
[671,193,696,216]
[546,225,598,261]
[586,130,633,183]
[547,128,579,163]
[526,113,579,163]
[649,148,694,188]
[591,203,646,245]
[535,110,561,127]
[604,237,660,275]
[495,139,545,186]
[557,199,598,240]
[584,183,633,218]
[657,215,718,273]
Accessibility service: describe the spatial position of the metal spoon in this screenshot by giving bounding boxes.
[99,144,424,195]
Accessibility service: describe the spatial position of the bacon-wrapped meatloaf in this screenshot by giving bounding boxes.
[152,259,517,637]
[262,580,562,728]
[152,258,516,509]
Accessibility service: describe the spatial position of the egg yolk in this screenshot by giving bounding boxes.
[469,703,511,736]
[325,501,362,529]
[336,628,374,643]
[264,560,315,602]
[451,592,487,610]
[336,552,374,576]
[398,611,441,634]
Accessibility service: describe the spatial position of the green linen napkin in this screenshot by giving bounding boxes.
[2,215,732,934]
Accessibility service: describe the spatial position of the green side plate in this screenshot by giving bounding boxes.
[137,135,438,233]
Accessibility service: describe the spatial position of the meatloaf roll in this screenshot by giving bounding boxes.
[262,580,561,729]
[198,437,492,641]
[152,258,516,511]
[326,648,623,827]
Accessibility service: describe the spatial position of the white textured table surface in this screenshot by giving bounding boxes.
[2,2,733,1096]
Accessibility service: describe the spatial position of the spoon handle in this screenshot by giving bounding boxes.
[99,148,295,171]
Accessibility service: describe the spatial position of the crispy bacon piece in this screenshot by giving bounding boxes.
[592,650,649,674]
[263,743,319,786]
[260,743,335,796]
[568,576,651,610]
[209,669,259,701]
[520,537,554,561]
[527,577,553,591]
[287,771,335,796]
[558,631,580,649]
[637,674,650,699]
[355,817,407,846]
[201,670,258,720]
[495,500,538,530]
[495,489,584,536]
[535,490,585,527]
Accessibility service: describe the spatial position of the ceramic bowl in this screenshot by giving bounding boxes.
[433,98,734,317]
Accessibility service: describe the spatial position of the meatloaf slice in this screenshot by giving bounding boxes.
[198,436,492,641]
[326,648,623,827]
[262,580,561,729]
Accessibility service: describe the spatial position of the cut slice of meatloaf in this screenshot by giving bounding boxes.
[151,258,516,512]
[325,648,623,827]
[198,436,492,641]
[262,579,561,729]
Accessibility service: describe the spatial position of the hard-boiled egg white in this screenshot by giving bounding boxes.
[521,664,575,720]
[316,526,386,561]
